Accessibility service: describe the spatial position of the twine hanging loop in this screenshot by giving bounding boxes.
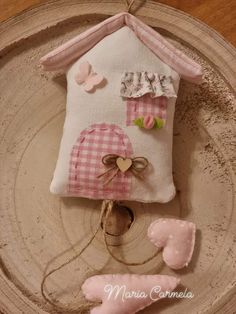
[125,0,136,13]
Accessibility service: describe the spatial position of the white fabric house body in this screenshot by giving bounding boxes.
[41,12,202,203]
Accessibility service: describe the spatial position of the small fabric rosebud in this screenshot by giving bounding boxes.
[143,114,155,129]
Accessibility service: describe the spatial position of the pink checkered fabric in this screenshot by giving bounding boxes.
[126,95,168,126]
[68,123,133,200]
[40,13,202,84]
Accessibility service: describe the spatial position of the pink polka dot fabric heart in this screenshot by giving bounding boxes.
[148,218,196,270]
[82,274,180,314]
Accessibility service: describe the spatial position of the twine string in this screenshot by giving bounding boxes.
[125,0,136,13]
[41,200,159,311]
[40,200,109,313]
[102,201,160,266]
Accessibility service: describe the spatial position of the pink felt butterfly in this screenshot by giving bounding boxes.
[75,61,104,92]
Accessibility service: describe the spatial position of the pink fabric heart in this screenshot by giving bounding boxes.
[147,219,196,270]
[82,274,180,314]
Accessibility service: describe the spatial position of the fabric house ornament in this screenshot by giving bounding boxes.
[41,12,202,203]
[40,12,200,314]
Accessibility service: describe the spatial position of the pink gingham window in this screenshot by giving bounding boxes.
[126,95,168,126]
[68,123,133,200]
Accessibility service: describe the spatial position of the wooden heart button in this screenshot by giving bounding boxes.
[116,157,132,173]
[147,219,196,270]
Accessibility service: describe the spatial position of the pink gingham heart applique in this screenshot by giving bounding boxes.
[147,219,196,270]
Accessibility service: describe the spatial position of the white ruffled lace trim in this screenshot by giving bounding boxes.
[120,72,177,98]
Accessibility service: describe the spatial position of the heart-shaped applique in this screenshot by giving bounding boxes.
[82,274,180,314]
[147,219,196,270]
[116,157,132,173]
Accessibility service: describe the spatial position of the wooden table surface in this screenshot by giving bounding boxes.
[0,0,236,46]
[0,1,235,314]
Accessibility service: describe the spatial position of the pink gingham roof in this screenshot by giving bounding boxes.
[40,12,202,83]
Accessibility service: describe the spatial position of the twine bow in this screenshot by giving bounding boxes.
[97,154,149,185]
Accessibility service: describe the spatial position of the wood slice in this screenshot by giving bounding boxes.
[0,1,235,313]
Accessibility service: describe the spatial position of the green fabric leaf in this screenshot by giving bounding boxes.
[154,117,164,129]
[133,117,144,128]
